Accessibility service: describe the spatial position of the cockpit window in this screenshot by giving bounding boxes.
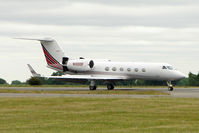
[167,66,173,70]
[162,66,167,69]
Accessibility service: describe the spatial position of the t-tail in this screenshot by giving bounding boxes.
[15,38,68,71]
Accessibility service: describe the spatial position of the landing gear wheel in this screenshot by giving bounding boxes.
[107,84,114,90]
[89,80,96,90]
[89,86,97,90]
[167,81,174,91]
[168,87,173,91]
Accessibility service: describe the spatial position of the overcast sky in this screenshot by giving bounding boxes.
[0,0,199,83]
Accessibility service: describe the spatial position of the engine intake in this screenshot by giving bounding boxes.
[62,57,69,72]
[62,57,69,65]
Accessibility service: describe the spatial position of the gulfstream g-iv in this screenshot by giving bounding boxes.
[18,38,185,91]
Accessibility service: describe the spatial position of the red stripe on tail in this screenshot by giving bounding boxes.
[45,56,63,70]
[41,45,62,68]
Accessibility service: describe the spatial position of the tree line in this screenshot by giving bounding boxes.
[0,72,199,86]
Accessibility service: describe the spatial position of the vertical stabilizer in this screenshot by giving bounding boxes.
[40,39,65,71]
[15,38,66,71]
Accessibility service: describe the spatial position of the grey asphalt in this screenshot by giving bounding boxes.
[0,87,198,98]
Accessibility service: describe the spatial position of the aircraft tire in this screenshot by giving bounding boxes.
[168,87,173,91]
[107,84,114,90]
[89,86,97,90]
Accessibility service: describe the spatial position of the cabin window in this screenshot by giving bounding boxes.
[127,68,131,72]
[105,67,109,71]
[112,67,117,71]
[162,66,167,69]
[135,68,138,72]
[167,66,173,70]
[120,67,124,71]
[142,68,146,72]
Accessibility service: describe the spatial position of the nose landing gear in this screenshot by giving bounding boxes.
[167,81,174,91]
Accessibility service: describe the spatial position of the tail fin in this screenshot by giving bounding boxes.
[15,38,66,71]
[27,64,41,77]
[40,38,65,71]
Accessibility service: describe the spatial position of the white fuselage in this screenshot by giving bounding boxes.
[66,60,185,81]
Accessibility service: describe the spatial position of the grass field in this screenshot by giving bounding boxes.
[0,97,199,133]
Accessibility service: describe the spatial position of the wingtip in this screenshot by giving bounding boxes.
[27,64,41,77]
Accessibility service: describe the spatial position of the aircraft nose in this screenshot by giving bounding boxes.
[176,71,186,80]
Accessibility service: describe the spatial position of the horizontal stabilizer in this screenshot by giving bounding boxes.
[14,37,54,42]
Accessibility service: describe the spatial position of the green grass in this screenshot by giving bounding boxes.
[0,89,168,95]
[0,97,199,133]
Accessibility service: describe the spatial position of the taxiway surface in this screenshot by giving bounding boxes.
[0,87,198,98]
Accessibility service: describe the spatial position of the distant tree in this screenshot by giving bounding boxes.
[51,71,64,76]
[27,77,42,85]
[142,80,166,86]
[115,80,136,86]
[47,71,70,85]
[135,80,145,86]
[176,78,189,86]
[25,71,67,85]
[11,80,22,85]
[188,72,199,86]
[0,78,7,84]
[39,77,50,85]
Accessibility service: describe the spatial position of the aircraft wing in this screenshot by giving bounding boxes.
[47,75,126,84]
[27,64,41,77]
[48,75,127,80]
[27,64,127,83]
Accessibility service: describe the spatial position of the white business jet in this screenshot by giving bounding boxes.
[18,38,185,91]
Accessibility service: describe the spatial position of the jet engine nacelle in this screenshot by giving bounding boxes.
[67,59,94,72]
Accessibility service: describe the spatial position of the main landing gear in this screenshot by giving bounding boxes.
[89,81,115,90]
[89,86,97,90]
[167,81,174,91]
[107,83,114,90]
